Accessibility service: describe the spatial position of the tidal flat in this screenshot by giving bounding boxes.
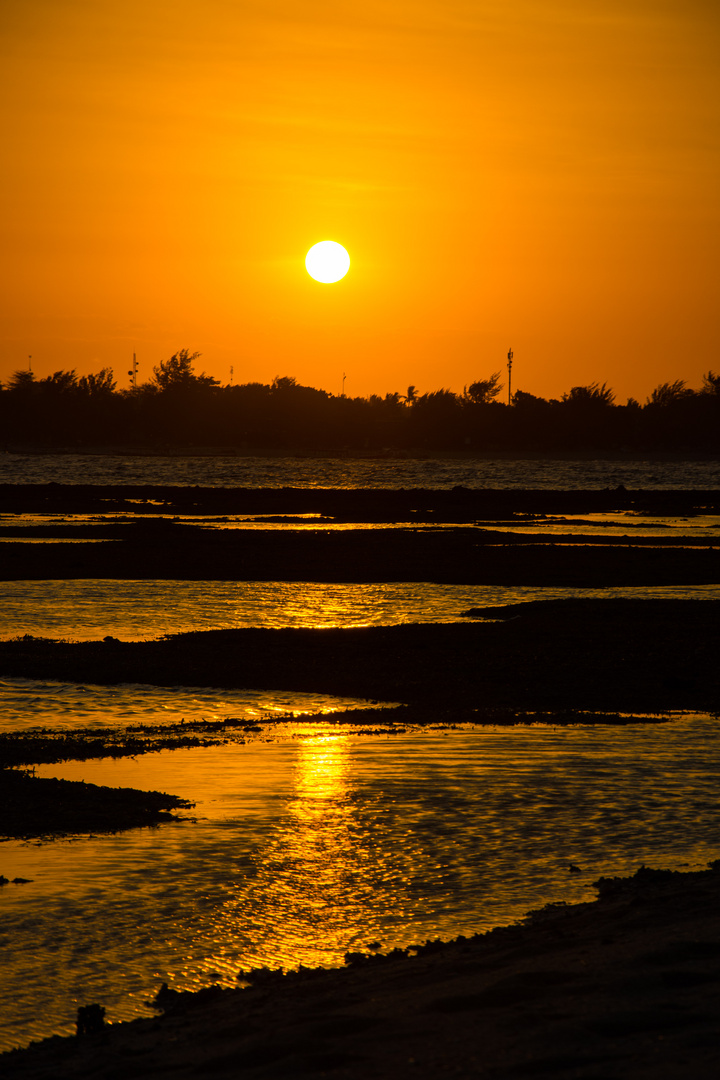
[1,481,719,1075]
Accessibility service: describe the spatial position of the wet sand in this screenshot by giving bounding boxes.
[3,863,720,1079]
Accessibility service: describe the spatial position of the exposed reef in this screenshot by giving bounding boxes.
[1,484,719,584]
[1,599,718,712]
[0,768,193,841]
[2,482,720,519]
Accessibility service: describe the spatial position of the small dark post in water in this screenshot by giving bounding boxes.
[507,348,513,405]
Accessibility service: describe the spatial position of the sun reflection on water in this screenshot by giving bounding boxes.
[203,732,384,976]
[5,716,720,1052]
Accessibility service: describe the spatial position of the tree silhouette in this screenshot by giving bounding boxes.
[8,370,37,392]
[152,350,218,392]
[464,372,503,404]
[78,368,116,396]
[701,370,720,395]
[1,355,718,452]
[42,370,80,394]
[647,380,693,406]
[561,382,615,406]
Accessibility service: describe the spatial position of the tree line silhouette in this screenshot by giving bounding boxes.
[1,350,719,453]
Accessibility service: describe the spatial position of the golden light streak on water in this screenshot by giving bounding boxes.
[3,716,720,1052]
[200,732,383,979]
[3,581,720,644]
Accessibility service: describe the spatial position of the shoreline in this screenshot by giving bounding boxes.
[3,861,720,1078]
[4,445,720,462]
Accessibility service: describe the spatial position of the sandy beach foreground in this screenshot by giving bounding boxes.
[3,863,719,1079]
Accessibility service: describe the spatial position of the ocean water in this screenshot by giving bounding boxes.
[0,677,392,735]
[2,450,718,1054]
[1,714,719,1052]
[1,580,719,643]
[1,451,719,489]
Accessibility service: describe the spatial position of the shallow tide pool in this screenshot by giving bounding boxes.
[2,714,719,1052]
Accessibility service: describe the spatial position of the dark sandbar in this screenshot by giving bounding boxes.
[2,484,719,584]
[0,768,192,840]
[2,600,718,711]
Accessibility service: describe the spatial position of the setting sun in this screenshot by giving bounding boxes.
[0,1,718,401]
[305,241,350,284]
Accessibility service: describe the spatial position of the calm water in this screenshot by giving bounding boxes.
[2,715,719,1052]
[0,677,391,735]
[2,450,718,1053]
[2,580,719,642]
[1,452,718,489]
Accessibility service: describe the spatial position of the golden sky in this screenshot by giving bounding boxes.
[1,0,718,402]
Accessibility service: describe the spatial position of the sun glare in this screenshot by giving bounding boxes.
[305,241,350,284]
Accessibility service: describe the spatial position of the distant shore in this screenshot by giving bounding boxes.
[4,444,720,462]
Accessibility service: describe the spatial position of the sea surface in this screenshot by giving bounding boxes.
[1,451,719,1055]
[0,677,390,734]
[1,714,719,1052]
[1,580,719,643]
[1,451,719,489]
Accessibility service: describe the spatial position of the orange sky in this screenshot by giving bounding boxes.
[1,0,718,402]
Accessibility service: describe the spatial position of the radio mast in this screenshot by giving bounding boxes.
[128,352,138,390]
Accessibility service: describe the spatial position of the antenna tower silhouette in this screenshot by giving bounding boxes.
[128,352,138,390]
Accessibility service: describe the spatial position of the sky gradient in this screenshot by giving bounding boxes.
[2,0,718,402]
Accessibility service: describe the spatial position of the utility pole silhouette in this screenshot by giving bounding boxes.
[507,349,513,405]
[28,355,32,373]
[127,352,138,390]
[342,372,347,396]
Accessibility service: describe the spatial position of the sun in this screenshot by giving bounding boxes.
[305,241,350,283]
